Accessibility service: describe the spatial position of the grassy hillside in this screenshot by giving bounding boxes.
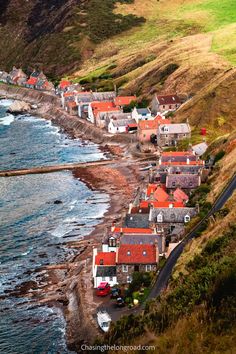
[68,1,236,142]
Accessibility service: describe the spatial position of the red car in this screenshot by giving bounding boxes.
[96,282,111,296]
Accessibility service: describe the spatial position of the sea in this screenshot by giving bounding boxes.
[0,100,110,354]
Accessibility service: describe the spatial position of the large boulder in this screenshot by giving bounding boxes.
[7,100,31,114]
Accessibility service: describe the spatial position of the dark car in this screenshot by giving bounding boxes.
[110,288,121,299]
[116,297,125,307]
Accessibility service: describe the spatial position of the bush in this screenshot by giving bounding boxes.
[214,150,225,164]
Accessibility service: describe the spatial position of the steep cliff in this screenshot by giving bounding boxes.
[0,0,144,76]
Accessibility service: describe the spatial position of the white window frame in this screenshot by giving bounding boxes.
[127,275,132,283]
[122,265,128,272]
[184,215,190,223]
[102,276,106,281]
[157,213,163,223]
[146,265,152,272]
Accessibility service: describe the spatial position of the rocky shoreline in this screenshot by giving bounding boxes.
[0,83,147,352]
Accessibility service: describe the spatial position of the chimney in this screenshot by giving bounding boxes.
[128,203,133,214]
[154,239,159,264]
[149,205,154,222]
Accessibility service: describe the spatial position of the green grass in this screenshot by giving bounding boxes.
[181,0,236,32]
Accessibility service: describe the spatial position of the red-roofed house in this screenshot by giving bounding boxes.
[88,101,120,124]
[114,96,136,108]
[93,250,117,288]
[173,188,189,204]
[116,244,159,283]
[137,115,171,142]
[25,77,38,89]
[65,100,78,115]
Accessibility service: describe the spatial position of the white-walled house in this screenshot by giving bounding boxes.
[92,248,117,288]
[108,118,137,134]
[132,107,152,123]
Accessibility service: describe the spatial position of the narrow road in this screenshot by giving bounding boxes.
[148,173,236,299]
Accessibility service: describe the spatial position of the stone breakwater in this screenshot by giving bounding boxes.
[0,83,134,145]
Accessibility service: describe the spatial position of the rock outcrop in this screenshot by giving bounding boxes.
[7,100,31,114]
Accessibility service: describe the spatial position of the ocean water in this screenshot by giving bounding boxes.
[0,101,110,353]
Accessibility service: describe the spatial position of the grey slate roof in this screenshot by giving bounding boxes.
[161,155,197,163]
[96,266,116,277]
[158,123,191,135]
[166,174,201,189]
[124,214,150,229]
[111,118,136,127]
[136,108,151,115]
[157,165,202,173]
[120,234,164,253]
[92,92,116,101]
[150,207,197,223]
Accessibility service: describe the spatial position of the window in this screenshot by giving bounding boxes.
[102,277,106,281]
[172,182,176,187]
[109,276,113,282]
[127,251,131,256]
[100,259,104,265]
[157,213,163,223]
[176,104,178,108]
[189,181,193,187]
[143,250,147,256]
[169,105,171,109]
[127,276,132,283]
[122,265,128,272]
[184,215,190,223]
[146,265,152,272]
[143,134,146,137]
[163,105,165,109]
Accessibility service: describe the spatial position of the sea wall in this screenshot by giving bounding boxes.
[0,83,135,144]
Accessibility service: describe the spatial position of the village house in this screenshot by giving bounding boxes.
[25,70,47,90]
[120,233,165,255]
[0,70,9,83]
[132,107,152,123]
[102,112,132,129]
[108,118,137,134]
[61,91,78,109]
[114,96,136,109]
[64,101,78,115]
[137,115,170,143]
[166,173,201,192]
[157,123,191,147]
[35,79,54,92]
[8,67,27,86]
[92,250,117,288]
[151,94,181,115]
[149,206,198,239]
[57,80,71,95]
[116,243,159,283]
[88,101,120,125]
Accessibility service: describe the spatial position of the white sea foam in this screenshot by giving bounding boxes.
[50,224,74,238]
[0,99,14,107]
[0,114,14,126]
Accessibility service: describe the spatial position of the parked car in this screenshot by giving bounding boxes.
[110,287,121,299]
[96,282,111,296]
[116,297,125,307]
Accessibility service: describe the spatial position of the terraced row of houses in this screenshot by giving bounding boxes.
[58,80,192,147]
[92,150,206,286]
[0,67,55,91]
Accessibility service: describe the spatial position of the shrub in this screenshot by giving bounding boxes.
[214,150,225,164]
